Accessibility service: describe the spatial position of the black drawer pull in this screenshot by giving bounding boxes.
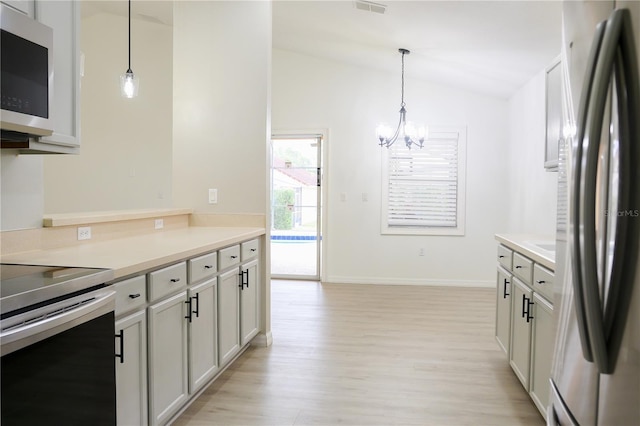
[170,278,181,283]
[251,248,257,252]
[499,255,505,258]
[536,280,546,284]
[185,298,193,323]
[204,265,214,269]
[515,265,523,269]
[128,293,141,299]
[230,255,238,259]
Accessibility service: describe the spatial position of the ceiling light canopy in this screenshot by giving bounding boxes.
[376,48,426,149]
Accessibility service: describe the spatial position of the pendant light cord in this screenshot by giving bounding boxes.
[127,0,132,72]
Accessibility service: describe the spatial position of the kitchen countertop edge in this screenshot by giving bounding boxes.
[495,233,556,271]
[0,226,266,281]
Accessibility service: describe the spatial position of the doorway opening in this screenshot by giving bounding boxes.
[270,135,323,280]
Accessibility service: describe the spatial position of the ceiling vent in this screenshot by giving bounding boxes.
[354,0,387,14]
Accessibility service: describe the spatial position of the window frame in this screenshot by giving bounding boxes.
[380,125,467,236]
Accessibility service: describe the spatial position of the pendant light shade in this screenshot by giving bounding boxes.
[120,0,139,98]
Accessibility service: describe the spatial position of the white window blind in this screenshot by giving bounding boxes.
[381,127,466,236]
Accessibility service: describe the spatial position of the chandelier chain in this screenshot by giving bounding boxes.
[401,51,405,108]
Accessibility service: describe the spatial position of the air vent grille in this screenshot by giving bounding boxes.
[354,0,387,14]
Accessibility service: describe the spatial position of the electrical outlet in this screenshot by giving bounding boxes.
[77,226,92,241]
[419,248,425,256]
[154,219,164,230]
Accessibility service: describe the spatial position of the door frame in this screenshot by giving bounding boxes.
[270,128,328,281]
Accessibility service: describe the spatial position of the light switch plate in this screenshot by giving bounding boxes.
[209,188,218,204]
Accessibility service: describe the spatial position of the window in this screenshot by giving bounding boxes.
[381,126,466,236]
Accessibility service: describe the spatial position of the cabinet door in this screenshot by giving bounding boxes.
[148,291,189,426]
[35,0,80,149]
[2,0,34,16]
[510,278,533,390]
[188,277,218,393]
[218,268,240,367]
[115,310,148,426]
[240,259,260,346]
[529,293,554,419]
[495,267,512,356]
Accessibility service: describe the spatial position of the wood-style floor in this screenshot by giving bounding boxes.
[174,281,545,426]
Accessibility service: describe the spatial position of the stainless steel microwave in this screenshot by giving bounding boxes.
[0,3,54,137]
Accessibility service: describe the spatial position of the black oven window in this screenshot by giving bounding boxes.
[1,29,49,118]
[1,312,116,426]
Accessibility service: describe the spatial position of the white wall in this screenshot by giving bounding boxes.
[272,49,510,285]
[43,12,173,213]
[172,1,270,215]
[1,153,43,230]
[506,70,558,235]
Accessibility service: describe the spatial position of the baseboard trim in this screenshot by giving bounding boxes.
[251,331,273,347]
[324,276,493,288]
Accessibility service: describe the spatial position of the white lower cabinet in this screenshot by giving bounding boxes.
[240,258,260,346]
[188,277,219,393]
[148,291,189,426]
[495,266,512,355]
[510,277,533,389]
[115,310,147,426]
[529,292,554,415]
[218,268,241,367]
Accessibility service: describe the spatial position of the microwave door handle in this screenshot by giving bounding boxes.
[601,8,640,374]
[571,18,607,363]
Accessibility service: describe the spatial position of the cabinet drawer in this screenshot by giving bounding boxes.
[241,239,259,261]
[533,264,554,301]
[512,253,533,285]
[497,245,513,270]
[188,252,217,284]
[115,276,146,316]
[148,262,187,302]
[219,245,241,271]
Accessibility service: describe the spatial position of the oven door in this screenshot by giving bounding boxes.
[1,288,117,426]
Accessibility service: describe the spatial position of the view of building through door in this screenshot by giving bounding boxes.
[270,135,322,279]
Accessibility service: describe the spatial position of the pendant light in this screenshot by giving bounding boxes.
[120,0,139,98]
[376,48,426,149]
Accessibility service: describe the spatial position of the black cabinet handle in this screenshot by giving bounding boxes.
[251,248,257,252]
[526,299,535,323]
[238,269,249,289]
[192,293,200,318]
[204,265,213,269]
[522,294,528,318]
[128,293,141,299]
[115,330,124,364]
[499,255,505,258]
[170,278,181,283]
[503,279,510,298]
[515,265,523,269]
[536,280,546,284]
[185,298,193,322]
[230,255,238,259]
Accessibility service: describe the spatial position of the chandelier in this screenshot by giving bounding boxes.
[376,48,426,149]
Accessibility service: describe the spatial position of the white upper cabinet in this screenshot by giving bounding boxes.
[21,0,80,154]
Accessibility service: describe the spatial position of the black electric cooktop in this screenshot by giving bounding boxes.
[0,264,114,315]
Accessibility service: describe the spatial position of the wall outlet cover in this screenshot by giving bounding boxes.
[78,226,92,241]
[155,219,164,229]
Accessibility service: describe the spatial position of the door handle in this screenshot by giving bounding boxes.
[502,278,510,298]
[570,17,608,364]
[192,293,200,318]
[185,298,193,323]
[115,329,124,364]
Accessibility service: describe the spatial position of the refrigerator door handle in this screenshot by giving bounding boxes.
[570,18,608,363]
[579,8,640,374]
[601,8,640,374]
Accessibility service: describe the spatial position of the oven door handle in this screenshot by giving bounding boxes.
[0,290,116,356]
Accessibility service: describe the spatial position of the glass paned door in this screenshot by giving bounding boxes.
[270,136,322,279]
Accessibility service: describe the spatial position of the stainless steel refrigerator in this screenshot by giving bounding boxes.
[550,1,640,425]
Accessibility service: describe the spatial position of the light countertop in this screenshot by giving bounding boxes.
[494,233,555,271]
[0,227,265,281]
